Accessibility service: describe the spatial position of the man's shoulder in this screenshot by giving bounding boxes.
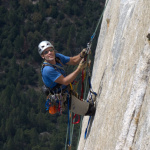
[55,53,65,59]
[55,53,70,64]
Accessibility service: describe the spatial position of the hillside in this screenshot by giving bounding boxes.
[0,0,105,150]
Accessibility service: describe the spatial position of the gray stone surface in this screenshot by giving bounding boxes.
[77,0,150,149]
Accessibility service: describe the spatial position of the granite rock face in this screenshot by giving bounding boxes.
[78,0,150,150]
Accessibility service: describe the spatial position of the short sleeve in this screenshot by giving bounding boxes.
[55,53,70,65]
[42,66,62,88]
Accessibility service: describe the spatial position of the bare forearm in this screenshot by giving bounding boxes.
[68,54,82,65]
[63,68,80,85]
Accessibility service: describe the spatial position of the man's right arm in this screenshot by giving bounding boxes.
[55,68,80,85]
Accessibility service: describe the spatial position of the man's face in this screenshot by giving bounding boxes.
[41,47,55,61]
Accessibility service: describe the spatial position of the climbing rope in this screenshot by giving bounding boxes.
[65,92,72,150]
[76,0,110,149]
[90,0,109,43]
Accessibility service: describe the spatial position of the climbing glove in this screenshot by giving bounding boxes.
[77,59,87,71]
[80,48,87,58]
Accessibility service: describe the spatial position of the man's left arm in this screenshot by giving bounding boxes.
[67,49,87,65]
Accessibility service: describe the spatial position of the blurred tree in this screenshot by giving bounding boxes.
[30,128,39,146]
[0,0,105,149]
[14,128,24,149]
[3,137,15,150]
[57,12,65,20]
[67,25,76,54]
[0,6,7,28]
[19,0,32,13]
[1,39,13,58]
[14,34,24,53]
[8,25,19,41]
[50,6,58,18]
[72,4,80,16]
[11,92,18,108]
[32,12,42,23]
[10,0,19,9]
[5,118,15,136]
[36,112,46,131]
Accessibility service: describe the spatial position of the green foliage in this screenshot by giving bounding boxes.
[50,6,58,18]
[0,0,105,150]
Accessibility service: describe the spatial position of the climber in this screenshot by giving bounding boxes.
[38,40,96,116]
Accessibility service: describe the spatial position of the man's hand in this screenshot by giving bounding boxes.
[80,48,87,58]
[77,59,87,71]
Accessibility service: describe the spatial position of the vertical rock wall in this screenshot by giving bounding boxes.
[78,0,150,149]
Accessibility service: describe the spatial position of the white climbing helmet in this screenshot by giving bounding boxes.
[38,41,54,55]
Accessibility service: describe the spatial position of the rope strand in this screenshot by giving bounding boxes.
[76,0,110,149]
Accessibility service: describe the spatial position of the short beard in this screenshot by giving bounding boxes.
[46,57,55,61]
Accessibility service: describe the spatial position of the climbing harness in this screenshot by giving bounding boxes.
[41,56,69,115]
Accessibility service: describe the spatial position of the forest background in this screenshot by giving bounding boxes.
[0,0,105,150]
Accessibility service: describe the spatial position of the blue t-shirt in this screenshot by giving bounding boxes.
[41,53,70,90]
